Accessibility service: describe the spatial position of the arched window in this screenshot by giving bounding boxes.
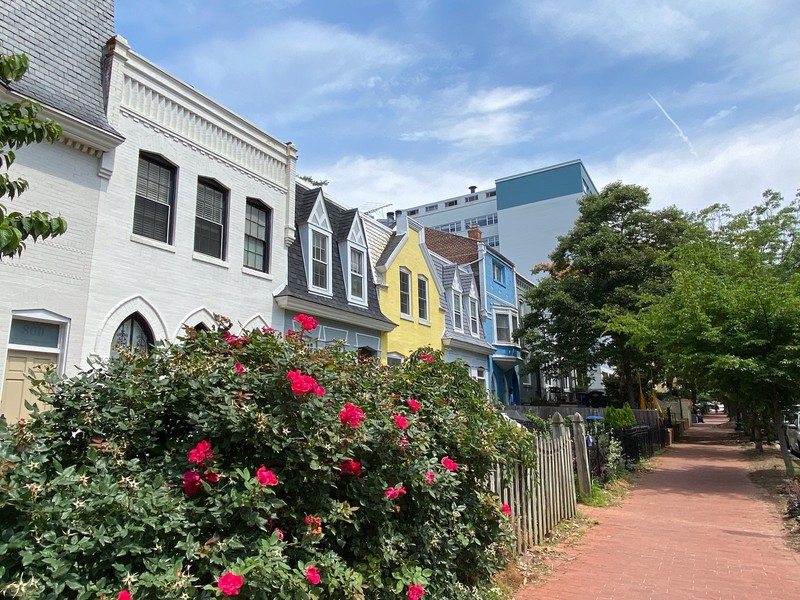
[193,322,210,333]
[111,313,154,357]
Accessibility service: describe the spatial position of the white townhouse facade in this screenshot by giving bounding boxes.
[89,37,296,358]
[0,3,295,421]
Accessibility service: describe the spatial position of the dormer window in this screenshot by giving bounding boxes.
[311,230,329,290]
[453,291,463,331]
[349,247,365,301]
[343,215,369,305]
[303,194,333,296]
[470,297,479,335]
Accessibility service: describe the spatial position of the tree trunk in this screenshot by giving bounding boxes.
[621,361,635,407]
[753,425,763,452]
[771,392,795,477]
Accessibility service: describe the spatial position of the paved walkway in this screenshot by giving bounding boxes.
[515,414,800,600]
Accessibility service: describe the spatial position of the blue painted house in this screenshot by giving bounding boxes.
[425,227,523,404]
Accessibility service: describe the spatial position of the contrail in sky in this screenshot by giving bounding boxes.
[648,93,698,158]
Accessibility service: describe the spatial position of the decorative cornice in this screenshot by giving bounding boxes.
[120,108,287,193]
[274,295,396,332]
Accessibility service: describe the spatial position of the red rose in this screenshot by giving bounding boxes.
[340,459,362,476]
[217,572,244,596]
[424,471,435,483]
[201,470,219,484]
[419,353,433,363]
[407,399,421,413]
[256,466,279,486]
[305,565,321,585]
[441,456,459,471]
[117,591,131,600]
[407,584,425,600]
[339,403,366,427]
[234,362,246,374]
[183,470,202,495]
[188,440,214,465]
[393,414,409,429]
[295,314,319,331]
[501,503,511,517]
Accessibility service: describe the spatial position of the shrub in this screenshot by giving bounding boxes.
[0,318,533,599]
[603,405,636,431]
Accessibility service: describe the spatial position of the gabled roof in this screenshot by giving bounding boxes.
[429,252,494,354]
[276,184,394,329]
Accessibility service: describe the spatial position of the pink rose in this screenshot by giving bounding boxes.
[424,471,435,483]
[407,399,421,413]
[384,484,407,499]
[234,362,246,374]
[305,565,321,585]
[501,503,511,517]
[441,456,458,471]
[393,414,409,429]
[339,403,366,427]
[183,470,202,495]
[256,466,279,486]
[217,572,244,596]
[274,528,284,541]
[407,584,425,600]
[117,592,131,600]
[419,354,433,363]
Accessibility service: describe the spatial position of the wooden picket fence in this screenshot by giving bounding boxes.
[487,423,578,553]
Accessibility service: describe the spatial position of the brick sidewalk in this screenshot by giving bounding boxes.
[514,414,800,600]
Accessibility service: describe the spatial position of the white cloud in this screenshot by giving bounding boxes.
[399,85,550,146]
[308,156,496,211]
[171,21,414,124]
[704,106,737,126]
[591,115,800,213]
[515,0,711,59]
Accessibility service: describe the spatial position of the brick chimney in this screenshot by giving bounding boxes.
[467,226,482,240]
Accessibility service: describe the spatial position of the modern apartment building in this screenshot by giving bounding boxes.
[399,160,598,278]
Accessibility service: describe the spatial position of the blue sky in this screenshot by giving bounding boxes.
[115,0,800,215]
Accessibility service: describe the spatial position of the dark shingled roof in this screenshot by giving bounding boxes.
[276,185,394,327]
[0,0,117,133]
[430,253,494,353]
[376,233,404,268]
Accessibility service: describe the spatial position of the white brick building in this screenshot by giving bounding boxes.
[0,3,295,421]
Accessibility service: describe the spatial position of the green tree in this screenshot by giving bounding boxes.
[625,191,800,475]
[517,182,690,405]
[1,53,66,257]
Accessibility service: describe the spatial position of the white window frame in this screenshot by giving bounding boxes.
[7,310,71,376]
[470,297,479,336]
[399,268,412,319]
[387,352,404,367]
[492,261,504,284]
[494,309,519,345]
[309,227,332,295]
[348,246,366,304]
[453,291,463,332]
[417,275,429,323]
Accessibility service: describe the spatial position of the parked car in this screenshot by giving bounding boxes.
[784,407,800,453]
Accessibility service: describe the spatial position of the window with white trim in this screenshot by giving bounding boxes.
[111,313,154,358]
[399,268,412,317]
[349,247,365,301]
[494,310,518,344]
[387,352,404,367]
[453,291,463,331]
[485,235,500,247]
[492,261,504,283]
[470,298,479,335]
[417,275,429,321]
[311,230,329,290]
[472,366,486,384]
[194,179,228,259]
[244,200,271,272]
[134,153,175,243]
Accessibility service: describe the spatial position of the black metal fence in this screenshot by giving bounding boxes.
[620,425,655,462]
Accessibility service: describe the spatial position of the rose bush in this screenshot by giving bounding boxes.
[0,318,534,599]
